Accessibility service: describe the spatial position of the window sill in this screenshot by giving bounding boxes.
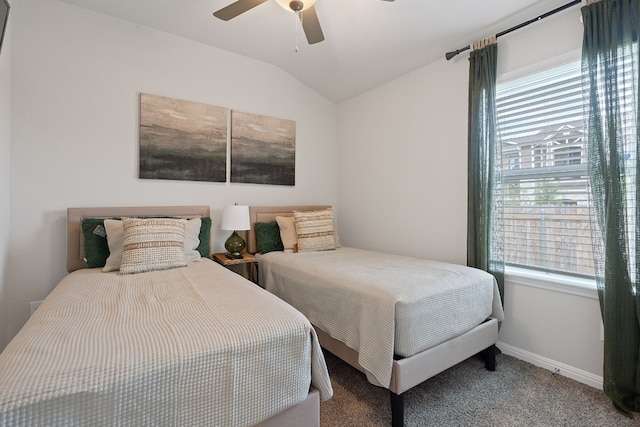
[504,266,598,300]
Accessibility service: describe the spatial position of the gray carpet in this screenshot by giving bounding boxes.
[319,350,640,427]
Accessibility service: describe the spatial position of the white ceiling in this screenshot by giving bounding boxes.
[56,0,575,103]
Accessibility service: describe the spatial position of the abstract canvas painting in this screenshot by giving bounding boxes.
[139,93,227,182]
[230,111,296,186]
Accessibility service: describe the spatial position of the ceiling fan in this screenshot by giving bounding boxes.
[213,0,395,45]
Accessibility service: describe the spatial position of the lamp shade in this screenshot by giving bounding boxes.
[220,205,250,231]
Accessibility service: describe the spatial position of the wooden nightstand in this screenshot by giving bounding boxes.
[211,252,259,285]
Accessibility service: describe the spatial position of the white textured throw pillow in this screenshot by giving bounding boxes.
[183,217,202,263]
[103,219,125,272]
[120,217,187,274]
[276,216,298,252]
[294,209,337,252]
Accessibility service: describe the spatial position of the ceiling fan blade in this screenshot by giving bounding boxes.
[300,6,324,44]
[213,0,269,21]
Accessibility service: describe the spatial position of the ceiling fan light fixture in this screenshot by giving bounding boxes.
[275,0,317,13]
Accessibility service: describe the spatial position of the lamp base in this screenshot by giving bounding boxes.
[225,252,244,260]
[224,230,246,259]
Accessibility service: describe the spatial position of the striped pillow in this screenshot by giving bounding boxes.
[120,217,188,274]
[294,208,336,252]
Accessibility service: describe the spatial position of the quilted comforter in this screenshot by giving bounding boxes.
[0,259,332,426]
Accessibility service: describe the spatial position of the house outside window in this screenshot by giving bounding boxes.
[496,61,594,278]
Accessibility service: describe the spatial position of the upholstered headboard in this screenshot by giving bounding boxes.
[67,205,211,273]
[248,205,331,254]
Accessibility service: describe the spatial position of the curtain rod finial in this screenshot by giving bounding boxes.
[445,45,470,61]
[445,51,458,61]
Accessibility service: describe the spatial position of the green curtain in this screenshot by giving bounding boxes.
[467,42,504,302]
[582,0,640,417]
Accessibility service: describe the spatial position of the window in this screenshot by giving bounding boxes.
[496,61,594,278]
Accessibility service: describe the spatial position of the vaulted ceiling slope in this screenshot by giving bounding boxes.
[57,0,575,103]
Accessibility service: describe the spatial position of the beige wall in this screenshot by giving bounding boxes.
[337,57,469,264]
[3,0,338,349]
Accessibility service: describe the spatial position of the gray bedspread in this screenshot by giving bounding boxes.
[259,247,504,388]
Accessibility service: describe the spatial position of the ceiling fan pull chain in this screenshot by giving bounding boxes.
[294,10,301,53]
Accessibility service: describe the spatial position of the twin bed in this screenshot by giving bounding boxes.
[248,205,504,427]
[0,204,503,427]
[0,206,332,427]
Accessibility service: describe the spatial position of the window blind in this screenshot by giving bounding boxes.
[496,61,595,278]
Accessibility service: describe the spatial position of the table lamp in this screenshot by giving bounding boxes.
[221,204,250,259]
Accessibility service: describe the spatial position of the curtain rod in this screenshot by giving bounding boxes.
[445,0,582,60]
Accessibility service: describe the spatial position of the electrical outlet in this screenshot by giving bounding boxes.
[29,301,43,317]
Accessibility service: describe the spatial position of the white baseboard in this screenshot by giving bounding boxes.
[497,341,603,390]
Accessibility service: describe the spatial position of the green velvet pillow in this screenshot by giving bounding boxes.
[255,221,284,254]
[197,217,212,258]
[81,218,115,268]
